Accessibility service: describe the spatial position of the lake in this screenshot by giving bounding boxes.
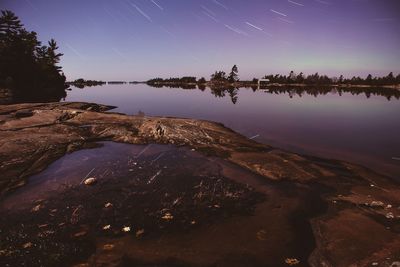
[64,84,400,178]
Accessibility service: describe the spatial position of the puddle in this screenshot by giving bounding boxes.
[0,142,324,267]
[1,142,179,211]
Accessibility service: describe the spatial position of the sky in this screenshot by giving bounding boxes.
[1,0,399,81]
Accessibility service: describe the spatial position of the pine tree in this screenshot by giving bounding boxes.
[228,65,239,83]
[0,10,66,102]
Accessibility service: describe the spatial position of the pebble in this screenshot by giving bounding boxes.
[31,204,41,212]
[103,244,114,251]
[285,258,300,265]
[386,212,394,219]
[22,242,33,249]
[122,226,131,232]
[74,231,87,237]
[162,212,174,220]
[84,177,97,185]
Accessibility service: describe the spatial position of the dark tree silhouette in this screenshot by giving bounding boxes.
[228,65,239,83]
[211,71,227,82]
[0,10,67,102]
[197,77,206,84]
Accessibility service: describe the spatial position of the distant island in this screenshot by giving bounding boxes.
[67,79,106,88]
[147,65,400,89]
[67,79,142,88]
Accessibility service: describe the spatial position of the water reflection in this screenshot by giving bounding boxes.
[145,84,400,103]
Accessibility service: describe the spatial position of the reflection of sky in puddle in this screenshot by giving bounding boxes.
[64,84,400,177]
[0,142,181,211]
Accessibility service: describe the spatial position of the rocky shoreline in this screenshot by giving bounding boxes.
[0,102,399,266]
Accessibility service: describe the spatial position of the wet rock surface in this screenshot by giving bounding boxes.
[0,102,399,267]
[0,144,265,266]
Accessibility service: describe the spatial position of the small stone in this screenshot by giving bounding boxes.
[103,244,114,251]
[22,242,33,249]
[31,204,41,212]
[191,220,196,225]
[162,212,174,220]
[103,225,111,230]
[104,202,113,208]
[74,231,87,237]
[386,204,392,209]
[285,258,300,265]
[84,177,97,185]
[372,263,378,266]
[386,212,394,219]
[122,226,131,232]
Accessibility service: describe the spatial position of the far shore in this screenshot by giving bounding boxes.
[144,80,400,90]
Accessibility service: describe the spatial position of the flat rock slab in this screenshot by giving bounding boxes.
[0,102,399,267]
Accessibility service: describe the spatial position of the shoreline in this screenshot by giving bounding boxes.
[144,81,400,90]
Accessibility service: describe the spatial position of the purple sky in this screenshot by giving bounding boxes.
[1,0,399,81]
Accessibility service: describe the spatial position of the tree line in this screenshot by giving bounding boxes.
[147,76,199,85]
[261,71,400,86]
[0,10,67,102]
[67,78,106,88]
[148,66,399,87]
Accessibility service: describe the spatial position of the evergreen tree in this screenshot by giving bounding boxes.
[198,77,206,84]
[211,71,227,81]
[386,72,395,85]
[366,74,373,85]
[296,72,304,83]
[227,65,239,83]
[0,10,66,102]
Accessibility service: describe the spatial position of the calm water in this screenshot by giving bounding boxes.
[64,84,400,178]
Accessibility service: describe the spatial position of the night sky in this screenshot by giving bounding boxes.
[1,0,399,81]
